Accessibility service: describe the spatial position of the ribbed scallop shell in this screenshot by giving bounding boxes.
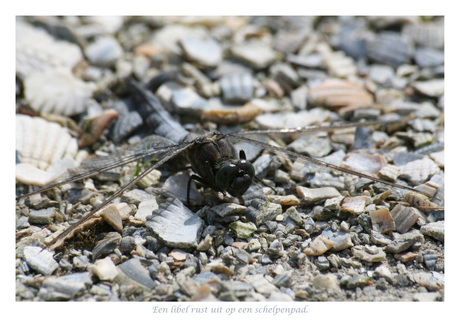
[16,114,78,170]
[16,21,83,79]
[309,79,373,112]
[24,68,96,116]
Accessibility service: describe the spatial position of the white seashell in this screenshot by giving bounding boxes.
[85,36,123,66]
[24,68,96,116]
[16,114,78,186]
[323,51,357,78]
[399,157,440,185]
[16,21,83,79]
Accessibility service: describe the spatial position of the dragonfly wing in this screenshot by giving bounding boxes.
[17,134,184,199]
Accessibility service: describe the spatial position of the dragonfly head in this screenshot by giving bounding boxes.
[215,150,255,197]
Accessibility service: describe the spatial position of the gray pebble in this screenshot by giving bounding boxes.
[28,207,56,225]
[420,221,444,242]
[23,246,59,275]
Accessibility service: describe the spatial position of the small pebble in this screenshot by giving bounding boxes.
[23,246,59,275]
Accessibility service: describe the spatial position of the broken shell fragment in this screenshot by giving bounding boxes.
[352,245,386,263]
[308,79,373,112]
[296,186,341,204]
[89,257,119,281]
[377,164,400,182]
[202,101,262,125]
[405,191,440,212]
[390,204,425,234]
[92,232,122,260]
[399,157,440,185]
[341,196,368,215]
[342,152,387,174]
[98,204,125,232]
[179,36,223,67]
[370,207,395,234]
[79,109,119,148]
[219,72,254,104]
[304,236,335,256]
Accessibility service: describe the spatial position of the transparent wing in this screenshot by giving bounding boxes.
[17,134,185,200]
[227,131,433,197]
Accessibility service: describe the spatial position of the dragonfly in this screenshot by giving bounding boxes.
[16,78,439,251]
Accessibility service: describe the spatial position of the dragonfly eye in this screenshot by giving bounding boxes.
[215,159,255,196]
[215,163,237,191]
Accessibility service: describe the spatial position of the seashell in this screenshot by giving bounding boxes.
[303,235,335,256]
[24,68,96,116]
[78,109,119,148]
[286,53,324,68]
[117,258,156,288]
[288,134,332,157]
[149,24,209,55]
[91,232,122,261]
[219,72,254,104]
[403,21,444,49]
[411,79,444,98]
[290,85,309,110]
[16,21,83,79]
[390,204,425,234]
[146,198,204,249]
[163,171,203,206]
[89,257,119,281]
[420,221,444,242]
[414,47,444,67]
[429,150,444,169]
[202,101,262,125]
[308,79,373,112]
[171,87,208,115]
[321,228,353,251]
[366,32,414,68]
[352,245,386,263]
[179,36,223,67]
[370,207,395,234]
[256,109,333,129]
[243,274,278,297]
[270,63,301,93]
[85,36,123,67]
[230,41,278,69]
[312,274,340,290]
[399,157,440,185]
[377,164,400,182]
[16,114,78,186]
[296,186,341,204]
[180,63,218,98]
[273,28,309,54]
[404,191,440,213]
[169,248,188,262]
[341,196,368,215]
[368,64,395,86]
[342,151,387,174]
[322,50,357,78]
[97,204,125,232]
[337,20,368,60]
[211,203,247,218]
[110,111,143,143]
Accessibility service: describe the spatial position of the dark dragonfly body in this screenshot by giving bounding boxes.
[128,79,255,203]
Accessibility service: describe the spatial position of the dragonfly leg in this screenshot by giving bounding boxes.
[187,174,212,206]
